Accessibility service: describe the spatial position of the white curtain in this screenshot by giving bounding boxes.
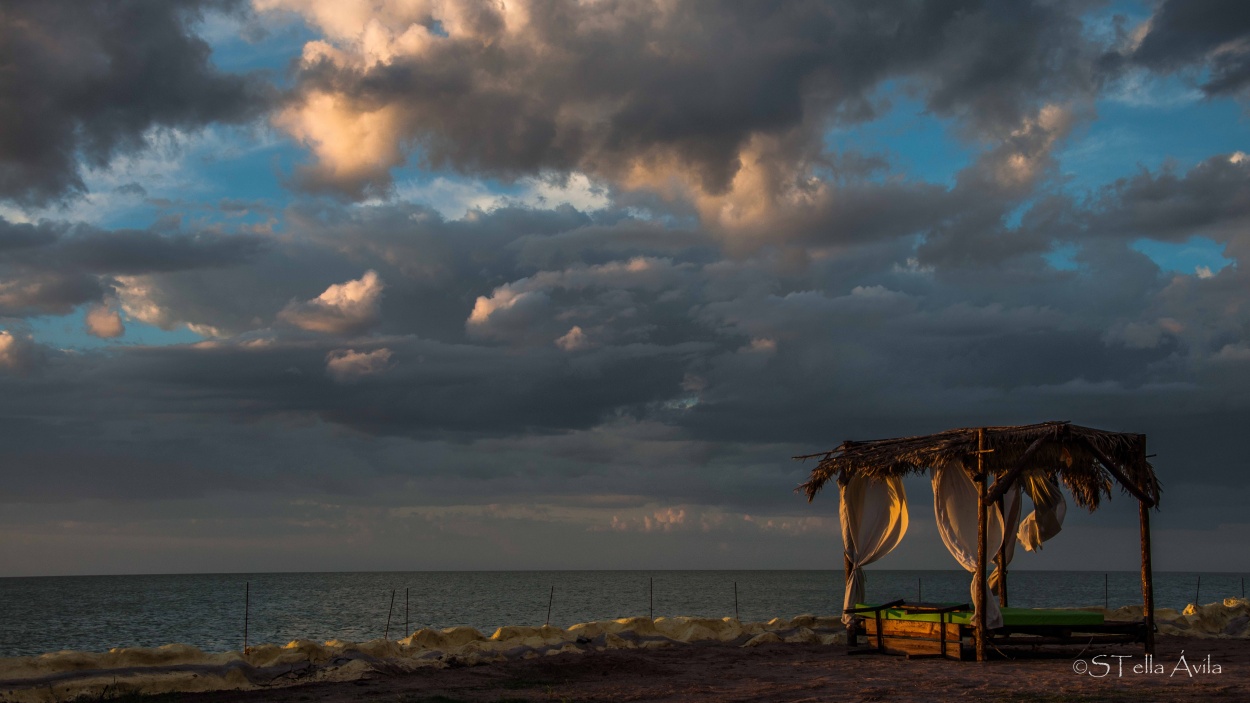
[989,480,1022,597]
[933,464,1004,629]
[1018,475,1067,552]
[840,473,909,624]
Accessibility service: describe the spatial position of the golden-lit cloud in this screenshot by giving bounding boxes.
[274,92,407,195]
[84,303,125,339]
[279,270,385,334]
[326,347,394,382]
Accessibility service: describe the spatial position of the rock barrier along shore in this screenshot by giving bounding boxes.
[0,615,845,703]
[4,599,1249,703]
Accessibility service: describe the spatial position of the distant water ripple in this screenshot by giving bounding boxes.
[0,570,1244,657]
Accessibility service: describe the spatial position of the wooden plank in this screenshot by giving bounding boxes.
[863,619,965,659]
[987,634,1140,646]
[863,618,962,640]
[877,636,961,659]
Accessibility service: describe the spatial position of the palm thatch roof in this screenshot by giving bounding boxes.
[795,421,1160,510]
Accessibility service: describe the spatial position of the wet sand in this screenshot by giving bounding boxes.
[92,636,1248,703]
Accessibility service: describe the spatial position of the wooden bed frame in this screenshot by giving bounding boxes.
[845,601,1150,661]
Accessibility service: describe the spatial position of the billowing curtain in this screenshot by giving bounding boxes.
[989,480,1022,597]
[840,473,909,624]
[1018,475,1067,551]
[933,463,1004,629]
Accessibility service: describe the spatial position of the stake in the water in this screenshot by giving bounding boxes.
[243,581,249,654]
[384,589,396,640]
[1104,573,1108,609]
[650,577,654,620]
[733,581,739,621]
[405,587,409,637]
[546,585,554,626]
[1195,575,1201,605]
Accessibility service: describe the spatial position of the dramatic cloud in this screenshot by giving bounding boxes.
[1127,0,1250,96]
[0,217,266,317]
[266,0,1103,208]
[325,347,393,382]
[5,0,1250,575]
[85,303,126,339]
[0,330,43,375]
[0,0,273,206]
[279,270,385,334]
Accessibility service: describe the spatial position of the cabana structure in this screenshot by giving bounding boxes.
[796,421,1161,661]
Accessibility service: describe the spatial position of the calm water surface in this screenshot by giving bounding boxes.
[0,570,1244,657]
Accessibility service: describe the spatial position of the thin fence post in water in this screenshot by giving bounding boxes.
[243,581,249,654]
[546,585,554,626]
[1243,577,1245,599]
[734,581,739,621]
[384,589,396,640]
[405,588,409,637]
[1105,574,1109,610]
[1195,575,1201,606]
[650,577,654,620]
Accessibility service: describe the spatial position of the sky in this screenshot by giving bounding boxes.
[2,0,1250,577]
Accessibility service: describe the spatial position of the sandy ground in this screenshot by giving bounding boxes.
[101,636,1246,703]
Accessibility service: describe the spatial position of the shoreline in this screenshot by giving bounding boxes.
[3,635,1245,703]
[3,599,1249,702]
[0,615,843,703]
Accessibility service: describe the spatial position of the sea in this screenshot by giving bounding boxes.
[1,570,1245,657]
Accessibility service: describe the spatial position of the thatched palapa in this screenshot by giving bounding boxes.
[794,420,1162,661]
[795,420,1160,510]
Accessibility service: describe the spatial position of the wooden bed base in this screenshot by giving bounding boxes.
[846,602,1149,661]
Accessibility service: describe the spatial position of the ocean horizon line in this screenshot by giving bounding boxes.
[3,567,1248,580]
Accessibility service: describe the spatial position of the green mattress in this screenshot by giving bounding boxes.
[856,604,1104,626]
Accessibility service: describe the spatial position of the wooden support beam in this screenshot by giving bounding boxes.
[1140,499,1156,655]
[844,551,856,648]
[975,427,988,662]
[986,431,1050,504]
[996,494,1009,608]
[1080,436,1155,507]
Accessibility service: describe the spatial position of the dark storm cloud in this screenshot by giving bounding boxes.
[116,202,722,340]
[0,217,266,315]
[0,329,47,375]
[1084,154,1250,243]
[0,0,273,206]
[1128,0,1250,95]
[279,0,1104,197]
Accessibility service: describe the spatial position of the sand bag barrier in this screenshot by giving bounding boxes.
[0,615,847,702]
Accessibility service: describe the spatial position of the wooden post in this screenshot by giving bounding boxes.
[1140,499,1155,655]
[995,496,1008,608]
[844,552,856,646]
[975,428,988,662]
[384,589,396,640]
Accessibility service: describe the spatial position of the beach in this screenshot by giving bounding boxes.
[5,635,1244,703]
[4,602,1250,703]
[172,636,1250,703]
